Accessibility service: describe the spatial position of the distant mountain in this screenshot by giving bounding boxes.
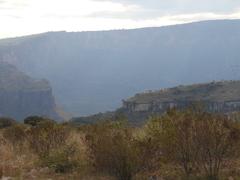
[0,62,60,120]
[0,19,240,116]
[72,80,240,125]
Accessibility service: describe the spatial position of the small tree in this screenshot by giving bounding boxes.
[194,113,240,180]
[146,109,200,178]
[145,108,240,179]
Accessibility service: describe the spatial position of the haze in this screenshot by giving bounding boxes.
[1,0,240,38]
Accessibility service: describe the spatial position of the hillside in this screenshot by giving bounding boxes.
[126,80,240,103]
[0,62,60,120]
[72,80,240,125]
[0,20,240,116]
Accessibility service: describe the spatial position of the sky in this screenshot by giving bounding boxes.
[0,0,240,38]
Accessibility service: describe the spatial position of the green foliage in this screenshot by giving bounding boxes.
[24,116,55,126]
[127,80,240,104]
[40,144,79,173]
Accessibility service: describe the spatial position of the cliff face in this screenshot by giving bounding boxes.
[0,62,60,120]
[71,80,240,126]
[1,20,240,116]
[123,100,240,114]
[120,81,240,123]
[72,80,240,126]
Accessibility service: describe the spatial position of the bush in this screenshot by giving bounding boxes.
[85,120,141,180]
[40,144,79,173]
[145,108,240,179]
[27,120,70,157]
[194,113,240,180]
[3,124,27,152]
[24,116,55,127]
[0,117,16,129]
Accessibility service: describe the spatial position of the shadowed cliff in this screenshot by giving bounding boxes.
[0,62,61,120]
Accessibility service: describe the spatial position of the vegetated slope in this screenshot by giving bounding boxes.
[126,80,240,103]
[0,62,61,120]
[0,19,240,116]
[72,80,240,125]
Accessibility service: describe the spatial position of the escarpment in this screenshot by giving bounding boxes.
[0,62,61,120]
[72,80,240,126]
[119,81,240,123]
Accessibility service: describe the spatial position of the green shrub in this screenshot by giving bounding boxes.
[0,117,16,129]
[40,144,79,173]
[24,116,55,126]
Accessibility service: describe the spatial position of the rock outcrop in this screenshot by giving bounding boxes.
[119,81,240,124]
[72,80,240,126]
[0,62,60,120]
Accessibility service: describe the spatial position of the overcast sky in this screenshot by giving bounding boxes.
[0,0,240,38]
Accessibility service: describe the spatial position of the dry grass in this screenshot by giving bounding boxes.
[0,133,37,178]
[1,120,240,180]
[0,128,114,179]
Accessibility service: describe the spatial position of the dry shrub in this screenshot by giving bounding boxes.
[84,120,141,180]
[0,133,37,178]
[0,121,88,178]
[145,108,240,180]
[26,121,87,174]
[2,124,28,153]
[40,130,87,174]
[40,144,78,173]
[27,121,70,157]
[194,114,240,180]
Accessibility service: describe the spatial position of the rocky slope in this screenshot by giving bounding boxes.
[123,80,240,111]
[72,80,240,125]
[0,62,60,120]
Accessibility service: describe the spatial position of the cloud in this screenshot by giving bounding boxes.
[0,0,240,38]
[90,0,240,19]
[93,0,240,13]
[0,0,7,4]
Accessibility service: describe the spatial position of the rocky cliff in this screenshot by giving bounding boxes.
[0,62,60,120]
[72,80,240,125]
[119,81,240,124]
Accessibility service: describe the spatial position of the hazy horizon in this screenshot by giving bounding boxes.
[0,18,239,40]
[1,0,240,38]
